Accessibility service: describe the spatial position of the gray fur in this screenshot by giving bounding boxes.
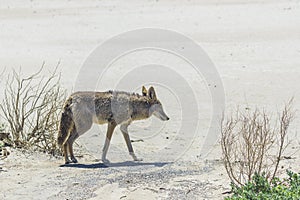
[57,86,169,164]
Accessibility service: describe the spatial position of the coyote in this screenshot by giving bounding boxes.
[57,86,169,164]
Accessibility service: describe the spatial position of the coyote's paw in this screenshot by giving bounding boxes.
[102,158,110,164]
[65,159,72,165]
[71,157,78,163]
[134,157,143,162]
[130,152,143,162]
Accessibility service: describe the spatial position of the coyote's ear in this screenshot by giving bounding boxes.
[142,86,147,96]
[148,86,157,100]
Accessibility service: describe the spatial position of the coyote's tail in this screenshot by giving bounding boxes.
[57,97,74,147]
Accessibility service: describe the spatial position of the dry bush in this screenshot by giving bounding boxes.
[0,63,66,155]
[221,100,294,186]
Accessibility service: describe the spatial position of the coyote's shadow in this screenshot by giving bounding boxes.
[60,161,170,169]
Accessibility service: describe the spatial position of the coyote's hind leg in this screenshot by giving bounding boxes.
[63,143,72,164]
[67,129,79,163]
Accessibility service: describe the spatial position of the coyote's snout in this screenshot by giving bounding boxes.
[57,86,169,164]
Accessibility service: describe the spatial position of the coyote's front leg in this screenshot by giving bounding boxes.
[120,124,142,161]
[102,121,117,163]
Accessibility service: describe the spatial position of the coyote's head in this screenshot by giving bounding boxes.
[142,86,170,121]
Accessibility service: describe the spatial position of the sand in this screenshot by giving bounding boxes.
[0,0,300,199]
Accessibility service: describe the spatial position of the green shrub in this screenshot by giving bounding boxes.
[226,170,300,200]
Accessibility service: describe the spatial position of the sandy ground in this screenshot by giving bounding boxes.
[1,0,300,199]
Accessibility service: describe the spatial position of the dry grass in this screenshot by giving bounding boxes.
[0,63,66,155]
[221,99,294,186]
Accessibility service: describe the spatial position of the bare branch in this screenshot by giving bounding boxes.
[0,64,66,154]
[221,101,294,186]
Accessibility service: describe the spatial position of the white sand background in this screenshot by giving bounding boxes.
[0,0,300,199]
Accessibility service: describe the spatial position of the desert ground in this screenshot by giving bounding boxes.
[0,0,300,199]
